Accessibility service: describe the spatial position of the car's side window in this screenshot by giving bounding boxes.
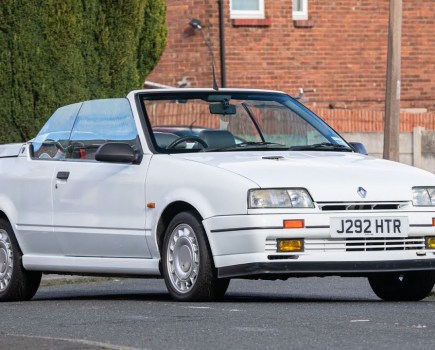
[31,102,82,160]
[65,98,140,161]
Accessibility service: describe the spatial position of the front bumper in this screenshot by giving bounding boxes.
[217,258,435,279]
[202,212,435,278]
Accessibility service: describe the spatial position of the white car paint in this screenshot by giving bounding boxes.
[171,151,435,202]
[52,158,152,258]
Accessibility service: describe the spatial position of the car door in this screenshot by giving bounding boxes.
[52,98,151,258]
[14,103,83,256]
[11,155,58,255]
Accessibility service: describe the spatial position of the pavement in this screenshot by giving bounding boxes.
[0,334,129,350]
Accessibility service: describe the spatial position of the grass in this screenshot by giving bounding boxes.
[40,275,118,288]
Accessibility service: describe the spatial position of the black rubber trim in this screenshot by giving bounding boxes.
[212,223,433,233]
[210,225,329,233]
[210,226,282,233]
[17,223,143,231]
[217,259,435,278]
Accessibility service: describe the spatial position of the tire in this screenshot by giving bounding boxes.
[0,218,42,302]
[162,211,230,301]
[368,271,435,301]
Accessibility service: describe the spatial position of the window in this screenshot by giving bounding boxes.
[32,102,82,159]
[292,0,308,20]
[32,99,141,161]
[67,98,139,161]
[230,0,264,19]
[140,91,349,154]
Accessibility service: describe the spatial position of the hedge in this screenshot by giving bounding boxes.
[0,0,167,143]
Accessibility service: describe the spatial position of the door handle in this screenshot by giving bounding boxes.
[56,171,70,180]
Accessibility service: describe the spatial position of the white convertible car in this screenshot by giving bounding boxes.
[1,89,434,302]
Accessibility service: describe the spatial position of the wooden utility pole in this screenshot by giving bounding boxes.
[383,0,402,161]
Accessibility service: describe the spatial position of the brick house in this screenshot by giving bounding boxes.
[146,0,434,114]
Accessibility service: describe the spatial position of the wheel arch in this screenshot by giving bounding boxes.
[0,194,18,226]
[155,200,224,278]
[0,208,22,254]
[0,210,9,222]
[156,201,204,257]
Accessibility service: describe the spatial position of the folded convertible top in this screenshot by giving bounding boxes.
[0,143,24,158]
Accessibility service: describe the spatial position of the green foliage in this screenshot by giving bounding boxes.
[138,0,167,80]
[0,0,167,143]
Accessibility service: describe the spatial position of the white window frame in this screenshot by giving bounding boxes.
[292,0,308,20]
[230,0,265,19]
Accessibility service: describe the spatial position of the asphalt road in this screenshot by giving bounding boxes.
[0,277,434,350]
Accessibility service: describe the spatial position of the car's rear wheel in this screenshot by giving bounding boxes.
[162,211,230,301]
[0,218,41,302]
[368,271,435,301]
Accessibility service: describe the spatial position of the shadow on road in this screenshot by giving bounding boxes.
[32,278,435,303]
[33,290,381,303]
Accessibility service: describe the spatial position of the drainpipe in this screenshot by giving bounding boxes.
[218,0,226,87]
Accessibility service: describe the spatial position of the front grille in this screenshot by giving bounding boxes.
[265,239,277,253]
[266,237,425,254]
[317,202,406,211]
[305,237,425,252]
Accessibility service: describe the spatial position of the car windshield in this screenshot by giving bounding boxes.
[140,91,352,153]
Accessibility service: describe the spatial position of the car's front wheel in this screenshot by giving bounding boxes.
[0,218,42,302]
[162,211,229,301]
[368,271,435,301]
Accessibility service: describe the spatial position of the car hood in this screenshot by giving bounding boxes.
[172,151,435,202]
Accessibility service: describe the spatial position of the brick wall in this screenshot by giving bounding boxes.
[147,0,435,111]
[315,109,435,132]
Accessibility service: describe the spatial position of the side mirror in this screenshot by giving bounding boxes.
[349,142,368,155]
[95,142,137,163]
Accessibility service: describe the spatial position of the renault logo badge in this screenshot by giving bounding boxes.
[357,187,367,198]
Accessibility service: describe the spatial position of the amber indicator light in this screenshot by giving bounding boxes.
[427,237,435,249]
[283,219,305,229]
[277,239,304,252]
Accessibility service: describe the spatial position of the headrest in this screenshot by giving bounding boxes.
[199,130,236,149]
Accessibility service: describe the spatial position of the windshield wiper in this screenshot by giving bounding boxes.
[289,142,352,152]
[203,141,288,152]
[237,141,287,147]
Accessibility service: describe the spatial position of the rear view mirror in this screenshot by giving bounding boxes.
[209,103,236,115]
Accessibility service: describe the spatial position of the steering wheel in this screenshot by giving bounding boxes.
[167,136,208,149]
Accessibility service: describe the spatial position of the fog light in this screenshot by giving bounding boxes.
[277,239,303,252]
[283,219,305,229]
[427,237,435,249]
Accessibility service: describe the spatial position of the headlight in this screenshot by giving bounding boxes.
[248,189,314,208]
[412,187,435,206]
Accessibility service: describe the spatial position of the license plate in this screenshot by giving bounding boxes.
[330,217,408,238]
